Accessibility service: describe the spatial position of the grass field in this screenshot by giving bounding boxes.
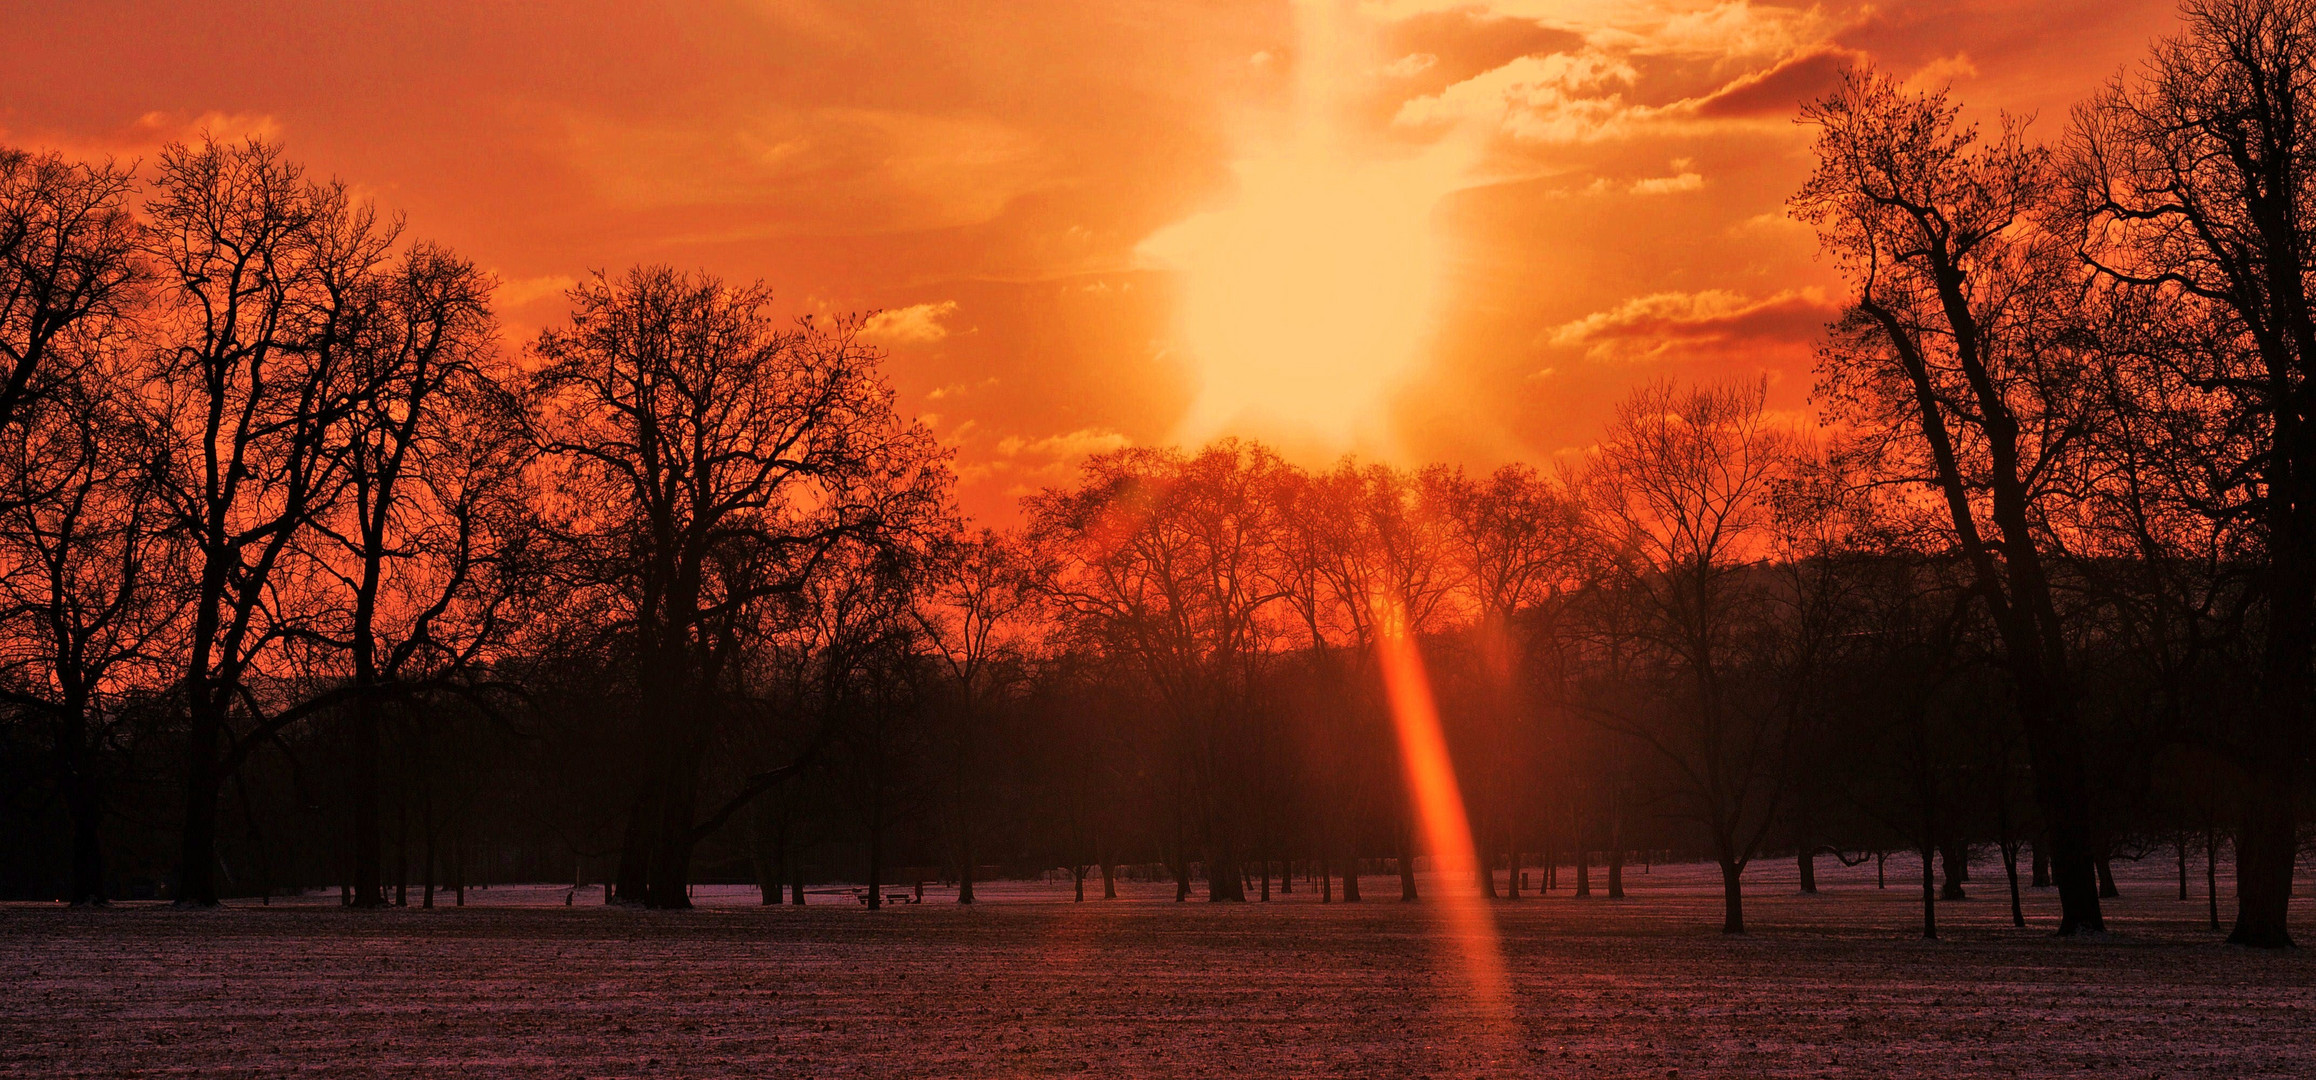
[4,856,2311,1078]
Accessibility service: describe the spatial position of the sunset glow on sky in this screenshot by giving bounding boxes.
[0,0,2184,518]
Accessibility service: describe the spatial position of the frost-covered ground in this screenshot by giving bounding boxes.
[3,856,2311,1078]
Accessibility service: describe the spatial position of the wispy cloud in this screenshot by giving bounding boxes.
[862,300,960,344]
[1550,288,1839,363]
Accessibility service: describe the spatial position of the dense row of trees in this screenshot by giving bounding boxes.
[1,0,2311,948]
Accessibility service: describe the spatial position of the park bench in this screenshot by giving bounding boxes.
[850,888,919,906]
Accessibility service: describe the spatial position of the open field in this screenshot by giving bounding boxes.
[4,857,2312,1078]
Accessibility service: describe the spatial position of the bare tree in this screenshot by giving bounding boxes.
[1030,441,1286,902]
[912,527,1037,903]
[144,137,387,907]
[530,267,946,908]
[2068,0,2316,947]
[1797,72,2111,934]
[305,244,519,907]
[0,355,179,905]
[0,148,139,447]
[1579,378,1794,934]
[1425,463,1582,898]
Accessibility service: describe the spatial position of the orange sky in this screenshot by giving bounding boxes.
[0,0,2181,520]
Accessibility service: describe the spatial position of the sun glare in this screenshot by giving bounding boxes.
[1371,593,1515,1033]
[1139,1,1467,449]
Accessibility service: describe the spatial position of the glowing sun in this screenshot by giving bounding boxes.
[1138,1,1468,449]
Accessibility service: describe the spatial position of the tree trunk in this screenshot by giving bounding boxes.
[1476,822,1497,899]
[2206,825,2221,931]
[350,696,385,908]
[755,803,786,906]
[2045,801,2105,933]
[393,795,409,907]
[1939,840,1967,901]
[1719,859,1745,935]
[958,832,976,904]
[1574,797,1590,897]
[1793,786,1818,893]
[2003,841,2024,928]
[1396,828,1417,902]
[57,705,105,906]
[2095,854,2118,900]
[2229,766,2298,947]
[866,818,884,911]
[613,787,653,906]
[1506,819,1522,900]
[1607,793,1625,900]
[1204,827,1245,902]
[1920,844,1937,940]
[172,700,226,907]
[645,729,708,910]
[421,791,437,910]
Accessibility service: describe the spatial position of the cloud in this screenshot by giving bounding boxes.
[927,375,999,401]
[861,300,959,344]
[1387,1,1854,145]
[1394,50,1642,142]
[556,106,1050,234]
[2,109,284,161]
[495,274,577,307]
[1909,52,1979,87]
[1692,45,1864,118]
[1384,52,1440,78]
[1549,288,1840,362]
[1629,170,1703,195]
[995,427,1132,460]
[956,426,1133,490]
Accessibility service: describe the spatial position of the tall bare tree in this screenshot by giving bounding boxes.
[145,137,386,906]
[0,353,179,905]
[306,244,517,908]
[531,267,946,908]
[1425,463,1581,898]
[1797,72,2111,934]
[912,527,1037,903]
[2069,0,2316,947]
[1030,441,1286,902]
[1579,378,1794,934]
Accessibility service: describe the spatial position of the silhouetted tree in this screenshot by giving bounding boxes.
[531,267,945,908]
[2069,0,2316,947]
[1578,378,1794,934]
[1799,72,2111,934]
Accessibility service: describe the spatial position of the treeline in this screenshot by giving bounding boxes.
[2,0,2313,948]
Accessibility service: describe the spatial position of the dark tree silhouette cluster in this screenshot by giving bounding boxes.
[0,0,2311,955]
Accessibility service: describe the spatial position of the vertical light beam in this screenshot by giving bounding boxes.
[1370,595,1515,1029]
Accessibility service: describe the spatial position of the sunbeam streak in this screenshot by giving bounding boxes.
[1370,594,1514,1030]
